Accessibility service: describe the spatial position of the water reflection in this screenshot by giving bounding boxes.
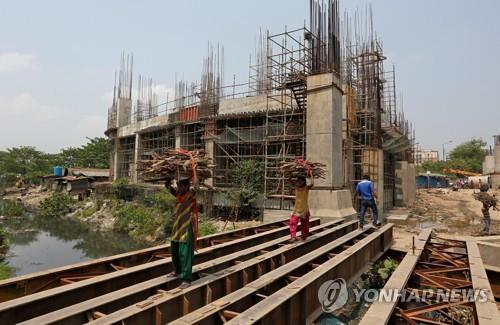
[0,203,145,276]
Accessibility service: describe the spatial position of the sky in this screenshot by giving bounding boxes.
[0,0,499,154]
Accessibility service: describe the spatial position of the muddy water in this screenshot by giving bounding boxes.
[0,210,145,276]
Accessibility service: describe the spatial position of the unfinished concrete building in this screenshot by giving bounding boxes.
[105,0,416,220]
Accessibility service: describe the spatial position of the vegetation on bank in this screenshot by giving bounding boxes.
[39,192,76,218]
[0,200,27,217]
[0,263,13,280]
[113,187,218,241]
[0,225,13,280]
[35,180,218,243]
[0,137,110,187]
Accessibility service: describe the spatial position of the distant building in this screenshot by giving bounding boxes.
[415,149,439,165]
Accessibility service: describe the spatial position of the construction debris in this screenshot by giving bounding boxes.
[137,149,214,181]
[278,159,326,179]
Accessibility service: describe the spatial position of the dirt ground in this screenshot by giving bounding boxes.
[1,186,52,209]
[392,188,500,250]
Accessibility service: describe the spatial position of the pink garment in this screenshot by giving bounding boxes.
[289,212,310,239]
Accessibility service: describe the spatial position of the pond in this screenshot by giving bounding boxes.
[0,205,146,276]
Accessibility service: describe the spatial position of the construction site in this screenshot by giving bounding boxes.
[105,0,415,220]
[0,0,499,324]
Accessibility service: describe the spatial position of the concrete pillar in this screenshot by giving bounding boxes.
[307,73,343,188]
[395,161,407,207]
[377,149,384,215]
[407,163,416,206]
[112,137,120,181]
[204,139,215,187]
[131,134,140,184]
[175,125,182,149]
[306,73,356,222]
[116,98,132,127]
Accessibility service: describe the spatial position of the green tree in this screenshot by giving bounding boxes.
[55,137,111,169]
[448,139,487,173]
[417,160,448,174]
[0,146,54,184]
[223,160,265,222]
[76,137,111,168]
[416,139,488,175]
[55,147,81,168]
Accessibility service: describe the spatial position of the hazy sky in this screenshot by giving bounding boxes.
[0,0,499,153]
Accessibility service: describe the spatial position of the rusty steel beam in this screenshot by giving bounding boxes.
[168,224,392,325]
[21,220,348,324]
[0,218,320,324]
[361,228,432,324]
[466,240,500,324]
[222,224,393,325]
[362,232,500,325]
[83,220,360,325]
[0,218,292,302]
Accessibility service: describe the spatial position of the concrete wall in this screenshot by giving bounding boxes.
[218,94,281,116]
[395,161,416,207]
[483,155,495,175]
[118,115,170,138]
[495,144,500,174]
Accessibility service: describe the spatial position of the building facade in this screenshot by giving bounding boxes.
[105,1,417,219]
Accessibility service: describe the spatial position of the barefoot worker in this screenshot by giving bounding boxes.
[474,184,499,235]
[166,176,199,289]
[289,173,314,241]
[278,157,324,241]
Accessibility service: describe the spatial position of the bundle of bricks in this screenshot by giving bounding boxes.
[138,149,214,182]
[278,158,326,179]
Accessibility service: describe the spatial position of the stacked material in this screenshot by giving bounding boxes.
[278,158,326,179]
[138,149,213,182]
[474,192,499,210]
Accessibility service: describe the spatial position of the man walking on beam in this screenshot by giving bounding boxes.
[355,174,379,229]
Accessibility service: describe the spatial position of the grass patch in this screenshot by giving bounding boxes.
[0,200,26,217]
[198,221,218,237]
[81,206,97,218]
[0,263,13,280]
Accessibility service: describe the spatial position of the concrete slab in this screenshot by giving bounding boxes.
[308,189,357,223]
[263,209,290,223]
[385,214,409,225]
